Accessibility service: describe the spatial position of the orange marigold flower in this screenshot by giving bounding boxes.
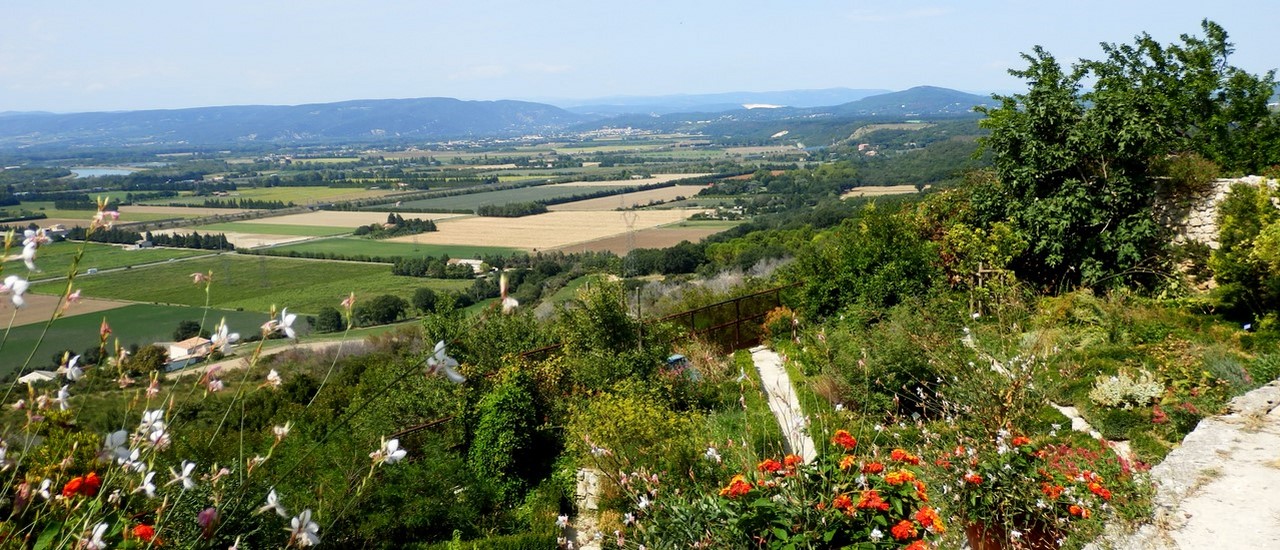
[1088,482,1112,500]
[963,472,983,485]
[914,480,929,502]
[890,448,921,465]
[757,459,783,474]
[832,429,857,450]
[132,524,157,543]
[891,519,918,540]
[884,470,916,485]
[1011,435,1031,447]
[832,494,853,511]
[856,489,890,512]
[783,454,803,469]
[839,455,857,471]
[1069,504,1083,516]
[862,461,885,474]
[719,474,753,498]
[905,541,930,550]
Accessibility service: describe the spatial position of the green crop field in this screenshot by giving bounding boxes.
[377,185,618,212]
[31,255,471,315]
[0,304,269,376]
[14,241,210,281]
[141,186,396,206]
[267,237,521,260]
[192,222,352,237]
[6,202,181,223]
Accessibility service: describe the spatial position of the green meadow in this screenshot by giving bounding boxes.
[266,237,520,260]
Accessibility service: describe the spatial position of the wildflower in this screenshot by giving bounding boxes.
[21,242,39,271]
[169,460,197,490]
[963,472,983,485]
[287,508,321,547]
[54,385,70,410]
[198,507,219,538]
[146,378,160,399]
[132,524,158,544]
[63,289,82,312]
[1088,482,1112,501]
[905,541,930,550]
[266,369,282,388]
[279,308,297,339]
[834,403,845,411]
[211,319,240,353]
[890,448,921,465]
[624,512,635,525]
[839,455,857,471]
[757,458,783,474]
[60,354,83,381]
[783,454,803,469]
[832,494,853,511]
[868,528,884,541]
[83,522,109,550]
[884,470,916,485]
[37,479,51,500]
[499,272,519,313]
[856,489,890,511]
[831,429,857,450]
[140,409,165,434]
[703,446,722,463]
[637,495,650,509]
[371,438,407,466]
[102,430,130,462]
[191,272,210,285]
[1011,529,1023,540]
[556,515,569,528]
[93,209,120,229]
[62,472,101,498]
[915,506,946,534]
[891,519,918,540]
[426,340,465,384]
[117,373,134,388]
[341,292,356,310]
[207,378,225,393]
[273,422,292,442]
[136,470,157,498]
[1,275,30,307]
[1011,435,1032,447]
[718,474,752,498]
[11,399,24,410]
[100,318,112,338]
[258,488,289,517]
[861,461,885,474]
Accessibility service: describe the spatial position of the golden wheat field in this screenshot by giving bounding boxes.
[246,211,464,227]
[547,185,709,211]
[546,173,712,188]
[383,210,707,251]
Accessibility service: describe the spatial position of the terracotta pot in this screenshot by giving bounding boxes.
[964,521,1061,550]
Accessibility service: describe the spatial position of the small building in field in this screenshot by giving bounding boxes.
[169,337,212,361]
[447,258,486,275]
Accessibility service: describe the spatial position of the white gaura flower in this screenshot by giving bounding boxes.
[370,438,407,466]
[273,422,292,442]
[257,488,288,517]
[279,308,297,339]
[211,319,240,353]
[21,242,39,272]
[499,272,519,314]
[37,479,51,500]
[265,369,282,388]
[136,470,157,498]
[426,340,465,384]
[1,276,30,308]
[102,430,130,462]
[61,354,83,382]
[83,522,109,550]
[287,508,321,547]
[169,460,197,490]
[54,385,70,410]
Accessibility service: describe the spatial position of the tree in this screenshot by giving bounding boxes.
[314,306,345,333]
[975,20,1280,290]
[126,345,169,374]
[354,294,409,326]
[412,287,438,315]
[173,320,204,341]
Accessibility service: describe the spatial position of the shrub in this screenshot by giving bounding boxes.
[1087,370,1163,409]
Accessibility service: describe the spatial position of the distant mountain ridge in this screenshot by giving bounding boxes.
[556,88,891,115]
[0,97,590,148]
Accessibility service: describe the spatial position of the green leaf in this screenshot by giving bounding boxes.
[33,521,63,550]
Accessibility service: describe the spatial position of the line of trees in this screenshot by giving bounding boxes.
[66,226,234,250]
[353,213,437,238]
[391,256,478,279]
[165,198,295,209]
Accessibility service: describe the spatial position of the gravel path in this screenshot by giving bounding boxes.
[1087,380,1280,549]
[751,345,816,462]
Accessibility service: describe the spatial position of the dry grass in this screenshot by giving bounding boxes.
[840,185,927,198]
[547,173,712,188]
[548,185,709,211]
[2,293,130,327]
[248,211,464,227]
[384,210,705,251]
[550,226,725,254]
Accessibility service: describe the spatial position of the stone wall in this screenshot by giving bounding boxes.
[1157,175,1276,249]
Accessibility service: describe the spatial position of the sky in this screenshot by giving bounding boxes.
[2,0,1276,113]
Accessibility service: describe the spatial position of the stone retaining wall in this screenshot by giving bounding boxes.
[1156,175,1276,249]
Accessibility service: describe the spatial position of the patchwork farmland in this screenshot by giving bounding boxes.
[382,209,707,251]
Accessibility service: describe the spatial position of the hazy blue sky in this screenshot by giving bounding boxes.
[2,0,1275,112]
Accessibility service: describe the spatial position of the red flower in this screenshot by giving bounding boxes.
[891,519,918,540]
[914,480,929,502]
[783,454,803,469]
[890,448,921,465]
[132,524,157,543]
[856,489,890,512]
[757,459,783,474]
[861,461,885,474]
[915,506,946,534]
[832,494,853,512]
[61,477,82,499]
[884,470,916,485]
[832,429,857,450]
[839,455,857,471]
[719,474,753,498]
[905,541,930,550]
[1041,482,1064,499]
[963,472,983,485]
[1011,436,1031,447]
[1088,482,1112,501]
[81,472,101,497]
